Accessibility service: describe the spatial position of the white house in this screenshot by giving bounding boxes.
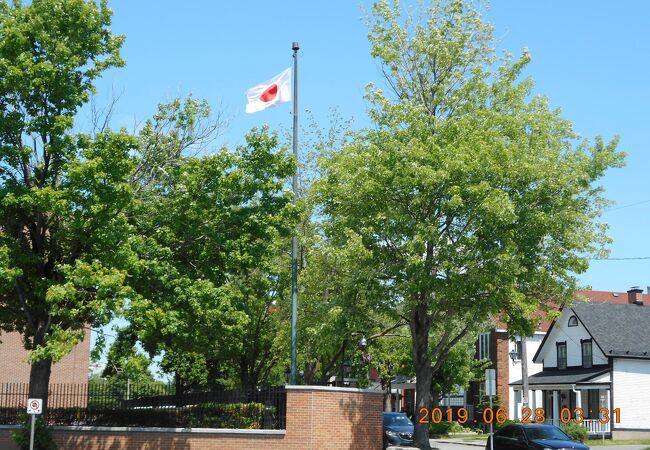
[511,301,650,439]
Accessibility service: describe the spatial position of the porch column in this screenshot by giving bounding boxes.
[575,389,582,410]
[535,390,543,411]
[531,389,536,410]
[552,390,559,426]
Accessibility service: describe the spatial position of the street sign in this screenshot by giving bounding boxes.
[26,398,42,415]
[485,369,496,396]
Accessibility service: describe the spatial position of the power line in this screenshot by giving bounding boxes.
[591,256,650,261]
[604,199,650,213]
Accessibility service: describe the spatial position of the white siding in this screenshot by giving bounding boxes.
[613,359,650,430]
[509,333,545,419]
[508,334,544,382]
[534,309,607,368]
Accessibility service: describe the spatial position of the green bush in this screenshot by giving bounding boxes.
[561,422,587,443]
[429,421,451,435]
[83,402,267,428]
[41,402,268,428]
[447,421,474,433]
[11,415,57,450]
[496,419,520,430]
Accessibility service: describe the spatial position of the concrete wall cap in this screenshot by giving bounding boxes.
[285,385,384,394]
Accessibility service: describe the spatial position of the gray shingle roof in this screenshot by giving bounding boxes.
[510,367,610,386]
[573,302,650,359]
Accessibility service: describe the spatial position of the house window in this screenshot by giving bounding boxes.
[479,333,490,359]
[582,339,593,369]
[568,315,578,327]
[557,342,567,370]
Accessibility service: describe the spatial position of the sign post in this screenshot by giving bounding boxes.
[26,398,42,450]
[485,369,496,450]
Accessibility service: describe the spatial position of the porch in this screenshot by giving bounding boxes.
[511,367,612,436]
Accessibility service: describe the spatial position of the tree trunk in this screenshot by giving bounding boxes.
[411,304,433,450]
[384,378,393,411]
[28,357,52,416]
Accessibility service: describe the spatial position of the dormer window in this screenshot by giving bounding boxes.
[568,315,578,327]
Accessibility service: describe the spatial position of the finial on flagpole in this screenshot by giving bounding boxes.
[292,41,299,51]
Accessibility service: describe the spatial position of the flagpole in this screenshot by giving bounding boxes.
[290,41,300,386]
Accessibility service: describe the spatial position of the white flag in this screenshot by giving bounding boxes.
[245,67,291,114]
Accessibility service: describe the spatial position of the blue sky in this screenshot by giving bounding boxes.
[90,0,650,293]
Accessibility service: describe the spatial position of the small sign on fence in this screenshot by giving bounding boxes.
[26,398,42,415]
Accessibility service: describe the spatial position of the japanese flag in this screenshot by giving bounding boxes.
[245,68,292,114]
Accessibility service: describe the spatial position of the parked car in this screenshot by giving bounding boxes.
[486,423,589,450]
[383,412,414,448]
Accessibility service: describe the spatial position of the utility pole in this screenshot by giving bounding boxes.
[290,41,300,385]
[521,336,529,410]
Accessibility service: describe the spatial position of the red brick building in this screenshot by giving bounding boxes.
[0,330,91,385]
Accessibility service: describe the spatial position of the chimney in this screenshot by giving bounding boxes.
[627,286,644,305]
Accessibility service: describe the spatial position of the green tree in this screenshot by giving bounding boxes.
[125,120,297,390]
[316,1,623,447]
[0,0,129,413]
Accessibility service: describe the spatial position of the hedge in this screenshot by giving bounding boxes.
[1,402,269,429]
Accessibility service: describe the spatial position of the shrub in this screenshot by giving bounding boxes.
[41,402,268,428]
[561,422,587,443]
[11,415,57,450]
[496,419,520,430]
[429,421,451,435]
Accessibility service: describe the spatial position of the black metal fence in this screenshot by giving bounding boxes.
[0,382,286,429]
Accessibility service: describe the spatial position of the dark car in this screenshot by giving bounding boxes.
[486,423,589,450]
[383,412,414,448]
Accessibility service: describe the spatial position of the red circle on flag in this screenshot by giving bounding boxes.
[260,84,278,102]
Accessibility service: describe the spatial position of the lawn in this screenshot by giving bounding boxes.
[585,439,650,446]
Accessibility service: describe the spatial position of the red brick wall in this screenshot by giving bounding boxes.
[0,330,91,385]
[494,331,510,408]
[0,386,384,450]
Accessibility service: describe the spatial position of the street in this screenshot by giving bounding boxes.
[388,440,650,450]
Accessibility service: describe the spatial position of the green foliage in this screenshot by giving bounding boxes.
[429,421,451,436]
[55,402,266,428]
[125,121,297,388]
[0,0,132,409]
[561,422,588,443]
[318,0,624,446]
[10,415,57,450]
[496,418,520,430]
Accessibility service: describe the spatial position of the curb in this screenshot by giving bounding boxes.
[433,439,486,447]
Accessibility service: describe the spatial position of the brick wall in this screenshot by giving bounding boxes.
[0,330,91,385]
[0,385,384,450]
[494,331,510,408]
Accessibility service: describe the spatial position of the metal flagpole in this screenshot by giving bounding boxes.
[290,41,300,385]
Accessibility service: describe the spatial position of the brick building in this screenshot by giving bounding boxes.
[0,330,91,385]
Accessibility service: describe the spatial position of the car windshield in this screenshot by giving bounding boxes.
[385,414,412,426]
[525,427,571,441]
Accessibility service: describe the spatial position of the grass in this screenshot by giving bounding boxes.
[584,439,650,446]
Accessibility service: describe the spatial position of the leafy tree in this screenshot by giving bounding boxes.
[0,0,129,413]
[125,120,297,390]
[316,1,624,447]
[101,327,157,385]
